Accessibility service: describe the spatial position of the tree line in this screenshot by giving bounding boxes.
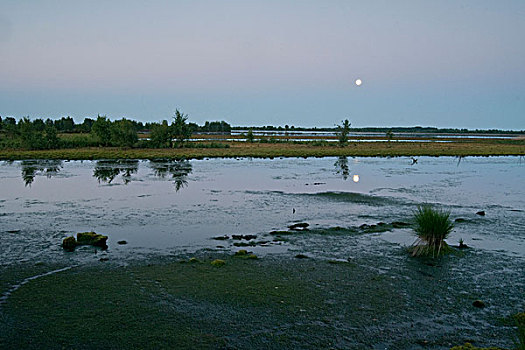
[0,111,232,150]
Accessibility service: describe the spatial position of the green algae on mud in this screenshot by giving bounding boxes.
[0,139,524,160]
[0,254,402,349]
[1,250,523,349]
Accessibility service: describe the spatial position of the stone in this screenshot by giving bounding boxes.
[269,230,290,235]
[231,234,257,240]
[212,235,229,240]
[391,221,411,228]
[62,236,77,251]
[295,254,309,259]
[472,300,485,308]
[76,232,108,248]
[288,222,309,230]
[117,240,127,245]
[476,211,486,216]
[233,242,256,247]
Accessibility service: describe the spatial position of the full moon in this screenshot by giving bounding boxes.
[355,79,362,86]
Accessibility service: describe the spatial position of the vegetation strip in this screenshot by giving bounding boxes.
[0,140,524,160]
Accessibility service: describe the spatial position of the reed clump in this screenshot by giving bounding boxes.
[410,205,454,257]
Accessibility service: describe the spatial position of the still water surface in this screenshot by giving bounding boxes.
[0,157,523,265]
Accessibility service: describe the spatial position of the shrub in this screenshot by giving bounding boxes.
[337,119,351,146]
[246,128,255,143]
[410,205,454,257]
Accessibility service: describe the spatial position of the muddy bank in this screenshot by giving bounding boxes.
[0,249,523,349]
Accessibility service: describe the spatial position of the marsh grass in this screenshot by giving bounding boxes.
[1,140,524,160]
[410,205,454,257]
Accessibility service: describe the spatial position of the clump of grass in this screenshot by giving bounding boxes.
[410,205,454,257]
[514,312,525,350]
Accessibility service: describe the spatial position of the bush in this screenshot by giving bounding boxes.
[410,205,454,257]
[110,119,138,147]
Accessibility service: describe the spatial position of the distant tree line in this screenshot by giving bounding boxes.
[232,125,524,134]
[0,112,232,150]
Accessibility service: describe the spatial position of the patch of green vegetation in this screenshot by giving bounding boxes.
[0,255,405,349]
[76,231,108,248]
[410,205,454,257]
[211,259,226,267]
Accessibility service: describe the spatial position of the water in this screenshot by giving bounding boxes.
[0,157,523,266]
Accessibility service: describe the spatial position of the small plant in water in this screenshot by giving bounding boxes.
[411,205,454,257]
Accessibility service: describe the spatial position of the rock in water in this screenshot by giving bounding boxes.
[476,211,486,216]
[288,222,309,231]
[472,300,485,308]
[295,254,309,259]
[62,236,77,252]
[76,232,108,248]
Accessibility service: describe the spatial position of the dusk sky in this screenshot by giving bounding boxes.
[1,1,524,129]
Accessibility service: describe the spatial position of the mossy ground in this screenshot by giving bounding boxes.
[1,249,522,349]
[0,254,402,349]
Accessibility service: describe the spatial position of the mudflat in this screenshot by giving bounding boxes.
[1,247,523,349]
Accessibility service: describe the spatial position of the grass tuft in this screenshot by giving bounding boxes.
[410,205,454,257]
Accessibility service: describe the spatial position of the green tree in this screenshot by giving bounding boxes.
[246,128,255,143]
[54,116,75,132]
[171,109,192,147]
[44,125,59,149]
[337,119,351,146]
[150,121,171,148]
[78,118,95,133]
[18,117,44,149]
[91,115,112,146]
[110,119,138,148]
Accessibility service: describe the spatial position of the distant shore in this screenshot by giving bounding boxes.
[0,139,524,160]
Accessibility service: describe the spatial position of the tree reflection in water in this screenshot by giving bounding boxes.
[93,160,138,184]
[149,159,193,192]
[20,160,62,186]
[334,156,349,180]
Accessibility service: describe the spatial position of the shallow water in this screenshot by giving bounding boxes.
[0,156,524,266]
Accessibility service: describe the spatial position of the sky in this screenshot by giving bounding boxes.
[1,0,524,129]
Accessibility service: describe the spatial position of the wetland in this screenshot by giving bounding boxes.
[0,156,524,349]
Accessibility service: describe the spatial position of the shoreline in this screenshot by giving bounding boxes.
[1,140,524,160]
